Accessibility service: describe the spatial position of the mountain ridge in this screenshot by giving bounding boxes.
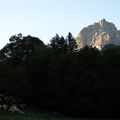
[76,19,120,50]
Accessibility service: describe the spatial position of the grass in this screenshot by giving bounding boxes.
[0,110,72,120]
[0,109,114,120]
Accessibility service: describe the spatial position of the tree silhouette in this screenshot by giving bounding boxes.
[66,32,77,52]
[0,34,44,64]
[50,34,68,53]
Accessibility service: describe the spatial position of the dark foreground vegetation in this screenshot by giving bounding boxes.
[0,110,71,120]
[0,33,120,118]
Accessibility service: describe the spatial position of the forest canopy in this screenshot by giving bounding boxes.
[0,33,120,117]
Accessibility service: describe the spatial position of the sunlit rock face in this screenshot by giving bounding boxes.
[76,19,120,50]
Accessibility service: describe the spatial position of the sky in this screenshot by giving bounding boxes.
[0,0,120,49]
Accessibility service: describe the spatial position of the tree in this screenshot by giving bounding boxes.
[49,34,68,53]
[0,34,44,64]
[66,32,77,52]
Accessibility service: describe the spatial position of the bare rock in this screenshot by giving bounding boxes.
[76,19,120,50]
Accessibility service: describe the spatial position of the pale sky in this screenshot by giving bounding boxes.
[0,0,120,49]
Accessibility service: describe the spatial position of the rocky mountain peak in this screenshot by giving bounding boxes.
[76,19,120,50]
[99,18,106,26]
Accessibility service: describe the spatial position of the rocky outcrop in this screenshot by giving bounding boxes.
[76,19,120,50]
[0,94,25,114]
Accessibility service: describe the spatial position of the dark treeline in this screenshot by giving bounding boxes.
[0,33,120,118]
